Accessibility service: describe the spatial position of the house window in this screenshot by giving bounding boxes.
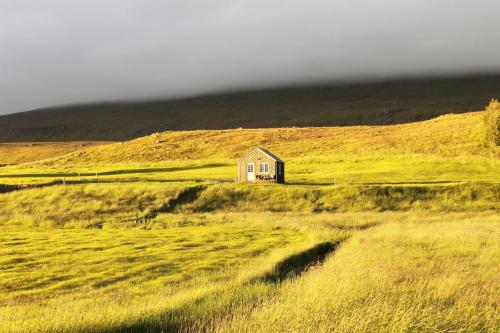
[259,163,269,173]
[247,164,254,172]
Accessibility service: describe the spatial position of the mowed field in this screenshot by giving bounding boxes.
[0,110,499,332]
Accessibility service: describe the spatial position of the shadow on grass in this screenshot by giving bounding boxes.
[131,186,208,224]
[0,180,63,193]
[261,241,339,283]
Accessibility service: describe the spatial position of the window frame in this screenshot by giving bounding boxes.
[259,163,269,173]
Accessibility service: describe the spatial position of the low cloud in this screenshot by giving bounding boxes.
[1,0,500,114]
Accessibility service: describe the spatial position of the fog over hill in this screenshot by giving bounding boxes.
[1,1,500,115]
[0,75,499,142]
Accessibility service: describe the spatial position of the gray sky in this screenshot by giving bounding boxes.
[1,0,500,115]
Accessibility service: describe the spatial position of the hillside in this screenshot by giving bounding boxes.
[1,75,500,142]
[51,112,493,165]
[0,142,110,165]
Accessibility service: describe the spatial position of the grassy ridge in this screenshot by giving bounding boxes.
[48,112,494,164]
[176,183,500,213]
[1,182,497,231]
[1,75,500,142]
[0,183,189,228]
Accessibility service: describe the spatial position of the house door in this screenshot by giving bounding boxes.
[246,163,255,181]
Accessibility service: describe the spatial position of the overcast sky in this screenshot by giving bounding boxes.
[1,0,500,115]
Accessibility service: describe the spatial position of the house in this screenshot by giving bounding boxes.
[238,147,285,183]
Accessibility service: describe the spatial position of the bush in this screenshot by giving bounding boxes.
[484,99,500,146]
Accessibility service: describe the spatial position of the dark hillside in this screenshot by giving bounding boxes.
[1,75,499,142]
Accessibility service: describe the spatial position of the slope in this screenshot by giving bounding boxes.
[51,111,493,165]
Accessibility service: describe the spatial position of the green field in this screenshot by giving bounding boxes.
[0,108,498,332]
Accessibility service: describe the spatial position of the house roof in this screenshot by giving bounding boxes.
[239,147,284,163]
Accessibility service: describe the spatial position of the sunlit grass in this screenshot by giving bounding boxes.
[0,182,190,228]
[2,154,499,186]
[0,141,109,165]
[218,216,500,333]
[0,112,498,332]
[177,182,499,213]
[0,214,343,333]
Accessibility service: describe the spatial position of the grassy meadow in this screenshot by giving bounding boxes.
[0,110,498,332]
[218,216,500,333]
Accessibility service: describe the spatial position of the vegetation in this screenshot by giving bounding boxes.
[0,107,498,332]
[0,142,108,165]
[1,112,498,188]
[45,111,496,163]
[176,183,500,213]
[218,217,500,332]
[0,183,189,228]
[0,217,311,332]
[1,75,500,142]
[0,213,497,332]
[484,99,500,146]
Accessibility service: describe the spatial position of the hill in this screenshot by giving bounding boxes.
[52,112,493,165]
[1,75,500,142]
[3,111,495,187]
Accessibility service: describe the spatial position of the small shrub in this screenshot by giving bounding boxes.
[484,99,500,146]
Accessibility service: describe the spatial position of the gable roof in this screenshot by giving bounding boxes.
[239,147,284,163]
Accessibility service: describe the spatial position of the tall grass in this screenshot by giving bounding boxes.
[0,213,350,333]
[218,217,500,332]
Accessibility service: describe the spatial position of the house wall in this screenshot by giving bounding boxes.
[238,149,277,182]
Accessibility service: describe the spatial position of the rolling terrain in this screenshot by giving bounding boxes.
[0,102,498,332]
[1,75,500,142]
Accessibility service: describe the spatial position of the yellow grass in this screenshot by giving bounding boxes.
[218,215,500,332]
[0,142,109,164]
[48,112,496,164]
[0,111,498,332]
[1,113,498,187]
[0,183,189,228]
[0,213,350,333]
